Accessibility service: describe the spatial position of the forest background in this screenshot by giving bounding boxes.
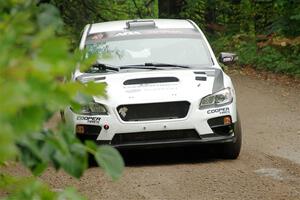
[0,0,299,199]
[51,0,300,75]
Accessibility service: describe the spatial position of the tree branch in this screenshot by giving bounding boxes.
[132,0,143,18]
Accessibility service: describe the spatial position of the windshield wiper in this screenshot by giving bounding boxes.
[119,62,191,70]
[91,62,119,72]
[120,65,160,70]
[145,62,191,69]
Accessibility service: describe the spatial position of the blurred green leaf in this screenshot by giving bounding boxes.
[95,145,124,180]
[57,187,87,200]
[85,140,98,152]
[38,4,63,29]
[0,127,16,163]
[0,174,86,200]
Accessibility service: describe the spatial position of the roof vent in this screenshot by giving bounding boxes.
[126,19,156,29]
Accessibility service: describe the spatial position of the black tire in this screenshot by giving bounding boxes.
[219,113,242,159]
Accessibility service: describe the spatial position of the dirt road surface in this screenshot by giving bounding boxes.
[2,70,300,200]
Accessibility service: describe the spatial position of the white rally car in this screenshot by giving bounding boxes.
[65,19,242,159]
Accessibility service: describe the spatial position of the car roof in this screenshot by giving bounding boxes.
[89,19,196,34]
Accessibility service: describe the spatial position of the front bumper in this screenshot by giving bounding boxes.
[83,134,235,149]
[66,100,238,149]
[76,123,237,149]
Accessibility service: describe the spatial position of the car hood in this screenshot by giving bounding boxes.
[76,68,224,105]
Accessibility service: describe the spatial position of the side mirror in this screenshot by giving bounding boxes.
[219,52,238,65]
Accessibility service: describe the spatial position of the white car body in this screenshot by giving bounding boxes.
[65,19,241,158]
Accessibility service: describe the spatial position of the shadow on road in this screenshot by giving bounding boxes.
[119,145,220,167]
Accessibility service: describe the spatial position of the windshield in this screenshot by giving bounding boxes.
[85,31,212,70]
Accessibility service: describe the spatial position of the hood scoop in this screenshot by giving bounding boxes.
[193,71,208,81]
[124,77,179,85]
[76,75,106,83]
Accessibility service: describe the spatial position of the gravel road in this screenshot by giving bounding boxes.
[2,70,300,200]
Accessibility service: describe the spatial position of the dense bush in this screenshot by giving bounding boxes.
[210,34,300,76]
[160,0,300,76]
[41,0,300,75]
[0,1,124,199]
[48,0,158,43]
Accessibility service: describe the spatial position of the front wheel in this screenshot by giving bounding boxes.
[219,114,242,159]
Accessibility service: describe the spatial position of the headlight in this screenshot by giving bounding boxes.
[200,87,233,109]
[76,102,108,115]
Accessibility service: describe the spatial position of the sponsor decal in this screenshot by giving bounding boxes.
[118,106,128,118]
[207,107,230,115]
[114,31,141,37]
[77,116,101,124]
[92,34,104,40]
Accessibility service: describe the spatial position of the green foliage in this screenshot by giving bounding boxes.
[95,146,125,180]
[0,175,86,200]
[50,0,159,43]
[239,0,255,34]
[180,0,206,27]
[86,141,124,180]
[211,34,300,76]
[18,127,88,178]
[272,0,300,36]
[159,0,300,75]
[17,126,125,180]
[0,0,124,199]
[173,0,300,75]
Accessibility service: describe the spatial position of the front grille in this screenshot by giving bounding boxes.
[112,129,200,145]
[117,101,190,121]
